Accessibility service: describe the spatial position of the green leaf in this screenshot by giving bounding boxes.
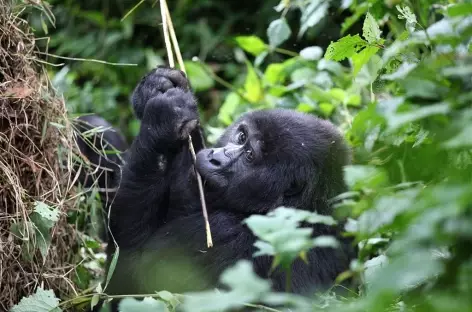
[325,34,368,61]
[344,165,388,191]
[244,207,338,269]
[447,3,472,17]
[181,260,271,312]
[381,62,417,80]
[443,124,472,149]
[351,46,379,76]
[234,36,267,56]
[358,189,421,235]
[267,18,291,48]
[386,102,450,130]
[90,294,99,310]
[244,62,263,103]
[396,5,417,33]
[183,61,214,92]
[11,287,62,312]
[299,0,330,37]
[362,12,381,44]
[104,247,119,290]
[119,297,167,312]
[34,201,59,223]
[264,63,285,84]
[299,46,323,60]
[218,92,240,126]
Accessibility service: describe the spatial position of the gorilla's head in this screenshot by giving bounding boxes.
[196,109,351,215]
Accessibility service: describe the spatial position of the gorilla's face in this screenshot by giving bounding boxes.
[195,109,350,214]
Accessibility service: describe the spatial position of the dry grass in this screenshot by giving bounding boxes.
[0,0,79,309]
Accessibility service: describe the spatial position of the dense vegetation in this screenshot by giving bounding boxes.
[11,0,472,311]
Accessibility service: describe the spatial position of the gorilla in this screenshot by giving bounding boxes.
[104,67,355,309]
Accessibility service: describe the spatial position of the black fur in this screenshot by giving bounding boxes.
[105,67,355,309]
[74,114,128,239]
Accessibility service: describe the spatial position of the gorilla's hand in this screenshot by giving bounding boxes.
[132,66,190,120]
[141,87,199,144]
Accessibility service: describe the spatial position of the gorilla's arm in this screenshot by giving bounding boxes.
[109,69,201,249]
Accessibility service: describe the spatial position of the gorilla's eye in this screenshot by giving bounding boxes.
[237,131,247,144]
[245,149,254,162]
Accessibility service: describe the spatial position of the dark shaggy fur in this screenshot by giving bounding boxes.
[104,67,355,310]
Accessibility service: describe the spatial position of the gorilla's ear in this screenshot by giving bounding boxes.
[284,180,305,197]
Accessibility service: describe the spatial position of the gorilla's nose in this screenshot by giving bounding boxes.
[208,148,226,167]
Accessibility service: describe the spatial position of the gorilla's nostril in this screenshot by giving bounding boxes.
[209,158,221,167]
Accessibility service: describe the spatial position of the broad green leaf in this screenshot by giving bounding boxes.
[264,63,285,84]
[344,165,388,191]
[300,46,323,60]
[245,207,338,269]
[267,18,291,48]
[11,287,62,312]
[369,250,443,295]
[312,236,340,248]
[234,36,267,56]
[443,124,472,149]
[183,61,214,92]
[362,12,381,44]
[447,3,472,17]
[358,189,421,235]
[218,92,240,125]
[387,102,450,131]
[244,62,263,103]
[319,102,335,117]
[325,34,368,61]
[351,46,379,76]
[290,68,317,83]
[181,260,271,312]
[299,0,330,37]
[119,297,167,312]
[34,201,59,223]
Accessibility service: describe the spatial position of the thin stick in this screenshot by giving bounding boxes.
[159,0,213,248]
[164,3,186,73]
[159,0,174,68]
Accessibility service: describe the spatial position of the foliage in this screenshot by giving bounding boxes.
[12,0,472,311]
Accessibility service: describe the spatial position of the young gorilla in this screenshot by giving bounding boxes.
[106,67,354,306]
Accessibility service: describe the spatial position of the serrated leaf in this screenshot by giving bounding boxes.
[325,34,368,61]
[351,46,379,76]
[11,287,62,312]
[267,18,291,48]
[234,36,267,56]
[362,12,381,44]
